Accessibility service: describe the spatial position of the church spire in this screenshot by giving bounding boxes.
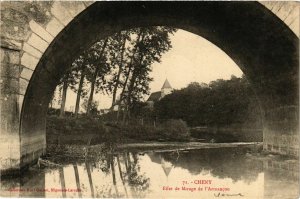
[161,79,173,98]
[161,79,172,89]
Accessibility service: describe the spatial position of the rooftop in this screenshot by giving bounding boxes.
[147,91,162,102]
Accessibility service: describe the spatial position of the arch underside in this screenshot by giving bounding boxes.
[1,2,299,174]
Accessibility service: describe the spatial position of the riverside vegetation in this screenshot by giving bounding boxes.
[46,116,190,145]
[47,76,263,146]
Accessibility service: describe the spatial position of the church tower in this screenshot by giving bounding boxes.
[161,79,172,98]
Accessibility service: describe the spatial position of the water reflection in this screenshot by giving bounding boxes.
[1,148,299,198]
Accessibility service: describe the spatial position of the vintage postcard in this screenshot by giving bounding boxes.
[0,1,299,198]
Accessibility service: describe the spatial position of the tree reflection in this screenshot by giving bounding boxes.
[58,167,66,198]
[149,148,263,183]
[123,152,150,198]
[116,154,129,197]
[2,147,298,199]
[85,151,149,197]
[73,164,82,198]
[85,162,95,198]
[110,155,120,197]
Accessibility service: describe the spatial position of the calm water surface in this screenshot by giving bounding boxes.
[1,147,299,198]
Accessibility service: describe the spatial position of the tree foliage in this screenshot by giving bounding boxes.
[54,26,177,118]
[120,27,177,121]
[155,75,263,128]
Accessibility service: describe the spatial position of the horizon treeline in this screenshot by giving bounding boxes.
[112,75,262,128]
[153,75,262,128]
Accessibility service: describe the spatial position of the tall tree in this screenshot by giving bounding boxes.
[85,39,109,115]
[70,55,89,117]
[58,65,78,117]
[72,42,107,117]
[59,73,69,117]
[120,29,144,122]
[122,27,176,122]
[106,31,131,109]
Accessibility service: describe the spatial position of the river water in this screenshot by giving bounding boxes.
[1,147,299,198]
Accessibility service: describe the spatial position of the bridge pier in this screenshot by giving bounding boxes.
[263,106,299,156]
[1,42,22,174]
[1,40,46,175]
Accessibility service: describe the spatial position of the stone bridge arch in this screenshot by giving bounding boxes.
[0,1,298,174]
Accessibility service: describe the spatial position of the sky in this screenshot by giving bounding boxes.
[149,29,243,92]
[60,29,243,111]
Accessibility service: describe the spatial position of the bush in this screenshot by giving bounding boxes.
[118,119,190,141]
[46,115,106,136]
[159,119,190,141]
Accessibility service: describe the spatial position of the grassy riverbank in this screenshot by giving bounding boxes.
[46,116,190,145]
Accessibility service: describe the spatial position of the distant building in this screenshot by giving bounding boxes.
[147,79,173,107]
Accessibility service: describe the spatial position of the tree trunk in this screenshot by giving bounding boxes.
[86,69,98,115]
[60,76,69,117]
[122,105,128,124]
[111,37,126,109]
[118,30,144,122]
[75,68,85,118]
[49,92,54,109]
[124,72,137,122]
[116,106,121,122]
[86,39,108,115]
[123,53,145,123]
[118,66,132,122]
